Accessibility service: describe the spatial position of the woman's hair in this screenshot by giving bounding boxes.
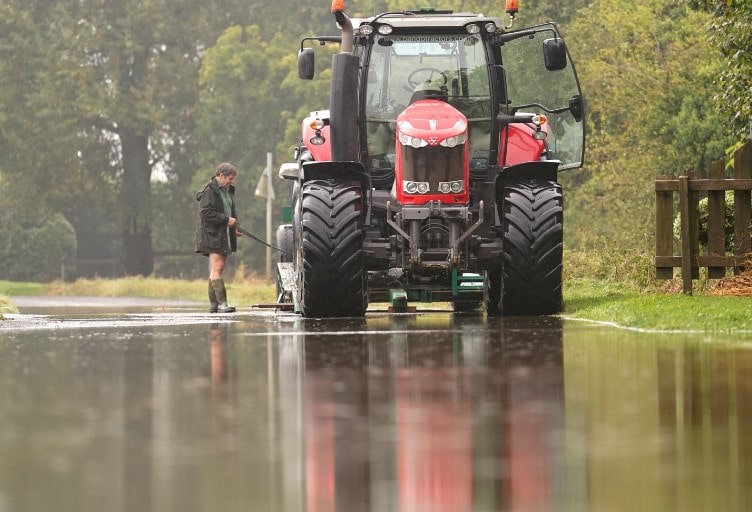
[215,162,237,177]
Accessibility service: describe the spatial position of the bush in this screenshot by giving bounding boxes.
[673,191,752,252]
[0,213,77,282]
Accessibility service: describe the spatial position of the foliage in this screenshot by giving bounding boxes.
[562,0,735,255]
[0,0,746,285]
[193,25,332,271]
[377,0,588,26]
[686,0,752,139]
[671,190,752,251]
[0,0,248,276]
[0,213,77,282]
[564,243,657,290]
[0,295,16,315]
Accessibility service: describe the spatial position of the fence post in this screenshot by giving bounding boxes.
[733,141,751,271]
[707,159,727,278]
[655,175,674,279]
[688,170,700,281]
[679,174,693,293]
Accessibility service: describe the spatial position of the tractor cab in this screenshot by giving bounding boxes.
[298,8,584,197]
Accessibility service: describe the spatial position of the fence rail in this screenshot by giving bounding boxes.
[654,140,752,293]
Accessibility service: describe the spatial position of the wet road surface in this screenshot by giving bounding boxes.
[1,299,751,511]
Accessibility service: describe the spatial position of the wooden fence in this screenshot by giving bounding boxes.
[655,140,752,293]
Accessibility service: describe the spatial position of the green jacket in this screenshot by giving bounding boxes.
[194,177,238,255]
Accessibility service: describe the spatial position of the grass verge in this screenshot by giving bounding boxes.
[2,276,750,332]
[0,276,276,310]
[563,279,751,332]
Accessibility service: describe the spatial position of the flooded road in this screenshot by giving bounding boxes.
[1,301,751,512]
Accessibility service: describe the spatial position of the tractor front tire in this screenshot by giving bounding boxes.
[297,179,367,317]
[276,224,294,264]
[498,179,563,315]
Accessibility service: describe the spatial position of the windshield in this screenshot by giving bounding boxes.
[363,33,492,183]
[366,34,491,121]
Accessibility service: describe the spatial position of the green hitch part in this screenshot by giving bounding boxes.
[280,206,293,223]
[451,270,484,298]
[389,289,408,311]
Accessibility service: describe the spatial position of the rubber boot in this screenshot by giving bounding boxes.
[211,279,236,313]
[208,279,219,313]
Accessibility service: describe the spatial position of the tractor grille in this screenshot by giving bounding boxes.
[401,145,464,194]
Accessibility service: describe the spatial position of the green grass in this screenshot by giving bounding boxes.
[0,281,45,313]
[0,276,276,312]
[0,281,45,296]
[2,276,750,332]
[563,279,752,332]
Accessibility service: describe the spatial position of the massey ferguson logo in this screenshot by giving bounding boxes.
[428,137,439,145]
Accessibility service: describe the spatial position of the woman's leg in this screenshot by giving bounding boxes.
[209,253,235,312]
[209,253,228,280]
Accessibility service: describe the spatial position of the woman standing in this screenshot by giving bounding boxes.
[195,162,243,313]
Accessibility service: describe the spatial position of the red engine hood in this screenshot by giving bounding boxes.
[397,100,467,144]
[394,100,470,206]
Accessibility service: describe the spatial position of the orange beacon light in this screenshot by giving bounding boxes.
[331,0,345,12]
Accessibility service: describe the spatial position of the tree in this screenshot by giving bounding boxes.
[377,0,588,25]
[687,0,752,139]
[193,25,332,272]
[561,0,735,252]
[1,1,248,276]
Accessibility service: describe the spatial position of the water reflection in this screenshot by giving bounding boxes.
[288,316,566,512]
[563,328,752,511]
[0,314,750,511]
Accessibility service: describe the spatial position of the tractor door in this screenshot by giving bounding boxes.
[498,24,585,170]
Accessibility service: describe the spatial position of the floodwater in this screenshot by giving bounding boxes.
[1,300,751,512]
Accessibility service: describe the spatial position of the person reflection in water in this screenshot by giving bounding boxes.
[207,323,238,442]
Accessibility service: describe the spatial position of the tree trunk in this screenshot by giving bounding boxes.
[119,128,154,276]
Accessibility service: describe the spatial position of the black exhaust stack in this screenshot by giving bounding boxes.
[329,8,359,162]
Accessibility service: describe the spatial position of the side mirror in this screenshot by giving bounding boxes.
[278,163,300,180]
[543,38,567,71]
[298,48,315,80]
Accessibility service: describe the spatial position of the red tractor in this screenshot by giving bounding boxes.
[276,0,585,317]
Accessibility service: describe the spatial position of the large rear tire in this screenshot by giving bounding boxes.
[297,180,367,317]
[498,179,563,315]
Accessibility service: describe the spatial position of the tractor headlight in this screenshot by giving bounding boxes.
[465,24,481,34]
[403,181,430,194]
[399,132,428,148]
[377,24,393,35]
[439,180,464,194]
[440,133,467,148]
[359,24,373,35]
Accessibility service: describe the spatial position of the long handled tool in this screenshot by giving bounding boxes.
[236,225,291,255]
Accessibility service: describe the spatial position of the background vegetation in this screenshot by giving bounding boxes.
[1,0,750,285]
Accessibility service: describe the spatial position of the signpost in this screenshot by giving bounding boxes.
[254,152,275,280]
